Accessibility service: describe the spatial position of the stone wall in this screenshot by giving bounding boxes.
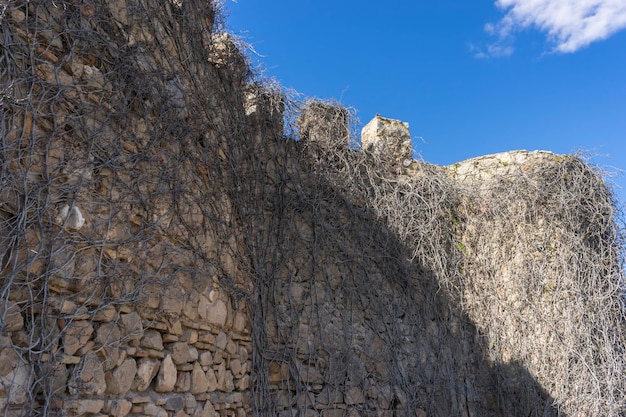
[1,1,624,417]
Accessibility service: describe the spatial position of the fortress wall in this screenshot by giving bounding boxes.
[1,2,624,417]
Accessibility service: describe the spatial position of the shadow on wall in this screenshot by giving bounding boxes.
[243,120,566,416]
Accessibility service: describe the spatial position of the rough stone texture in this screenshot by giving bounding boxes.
[155,355,177,393]
[361,114,413,170]
[0,2,622,417]
[65,399,105,416]
[133,358,161,391]
[171,342,198,365]
[191,362,210,394]
[0,301,23,332]
[141,330,165,351]
[198,297,228,327]
[71,352,106,396]
[109,399,133,417]
[96,322,122,371]
[106,358,137,396]
[62,320,94,356]
[0,347,31,404]
[297,101,350,149]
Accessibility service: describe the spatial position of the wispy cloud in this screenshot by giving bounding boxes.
[476,0,626,57]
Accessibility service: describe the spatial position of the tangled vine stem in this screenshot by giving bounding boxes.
[1,1,624,417]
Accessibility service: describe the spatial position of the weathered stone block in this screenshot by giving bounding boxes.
[96,322,121,371]
[361,115,413,170]
[155,355,177,393]
[0,347,31,404]
[70,352,106,396]
[62,320,94,356]
[108,399,133,417]
[1,301,23,332]
[105,358,137,396]
[141,329,164,351]
[175,371,191,392]
[120,312,143,343]
[133,358,160,391]
[171,342,198,364]
[198,296,227,327]
[191,362,210,394]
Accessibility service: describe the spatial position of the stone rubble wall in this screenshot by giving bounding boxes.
[1,1,624,417]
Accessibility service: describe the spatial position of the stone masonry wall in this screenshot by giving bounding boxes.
[1,1,624,417]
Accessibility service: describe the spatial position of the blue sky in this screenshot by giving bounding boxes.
[225,0,626,206]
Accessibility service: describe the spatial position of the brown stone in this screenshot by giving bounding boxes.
[141,330,164,350]
[62,320,93,356]
[216,362,234,392]
[109,399,133,417]
[71,351,106,396]
[0,347,31,404]
[229,359,242,376]
[199,351,213,366]
[198,296,227,327]
[206,367,218,392]
[171,342,198,364]
[235,375,249,391]
[65,399,104,416]
[191,362,209,394]
[93,305,118,322]
[120,312,143,342]
[1,301,24,331]
[95,322,121,371]
[215,332,228,351]
[345,387,365,405]
[106,358,137,396]
[155,354,177,393]
[175,371,191,392]
[133,358,160,391]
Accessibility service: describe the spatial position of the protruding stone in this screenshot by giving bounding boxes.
[155,355,177,393]
[141,330,164,351]
[93,305,118,322]
[199,351,213,366]
[191,362,209,394]
[106,358,137,396]
[216,362,234,392]
[133,358,160,391]
[361,114,413,170]
[206,368,218,392]
[198,296,227,327]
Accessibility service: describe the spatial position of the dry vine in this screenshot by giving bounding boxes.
[0,1,624,417]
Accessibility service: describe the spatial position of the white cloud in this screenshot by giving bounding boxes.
[484,0,626,55]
